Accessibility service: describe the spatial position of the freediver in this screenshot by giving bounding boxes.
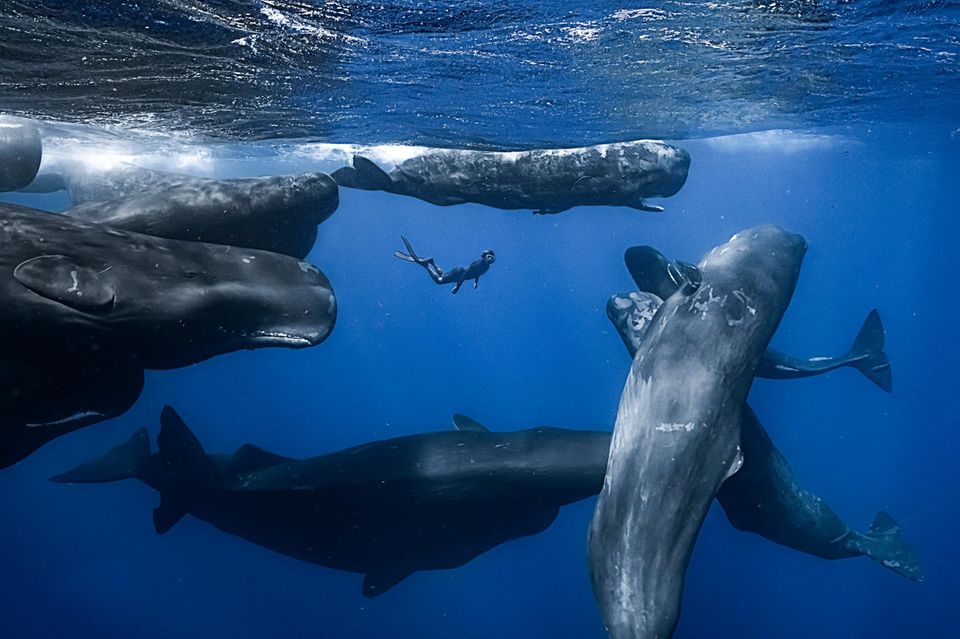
[394,236,495,294]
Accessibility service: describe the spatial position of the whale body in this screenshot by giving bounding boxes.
[588,226,807,639]
[332,140,690,214]
[53,408,610,597]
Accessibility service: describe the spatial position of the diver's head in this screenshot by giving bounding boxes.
[481,249,496,264]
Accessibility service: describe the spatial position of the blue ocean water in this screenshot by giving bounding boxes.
[2,2,959,638]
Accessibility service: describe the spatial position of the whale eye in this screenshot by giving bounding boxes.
[184,271,198,279]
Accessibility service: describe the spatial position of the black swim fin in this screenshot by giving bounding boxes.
[394,235,432,265]
[847,309,893,393]
[50,428,151,484]
[847,511,922,582]
[153,406,217,535]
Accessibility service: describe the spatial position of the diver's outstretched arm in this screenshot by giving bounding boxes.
[473,277,480,289]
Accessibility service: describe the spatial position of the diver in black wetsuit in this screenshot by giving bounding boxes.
[394,236,495,293]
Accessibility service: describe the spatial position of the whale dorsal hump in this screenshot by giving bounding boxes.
[14,255,116,312]
[452,414,490,433]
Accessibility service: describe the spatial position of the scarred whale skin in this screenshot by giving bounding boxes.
[588,226,807,639]
[23,162,200,204]
[0,202,336,369]
[0,358,144,469]
[606,292,921,583]
[52,408,610,597]
[332,140,691,214]
[62,172,339,259]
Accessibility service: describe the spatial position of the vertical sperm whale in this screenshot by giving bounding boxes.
[588,226,807,638]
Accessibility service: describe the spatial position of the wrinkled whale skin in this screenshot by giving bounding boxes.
[0,202,336,370]
[588,226,807,639]
[62,172,339,258]
[605,291,920,582]
[334,140,690,214]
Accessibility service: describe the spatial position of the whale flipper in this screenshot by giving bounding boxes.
[362,569,412,597]
[153,406,216,535]
[849,309,893,393]
[847,511,922,582]
[452,414,490,432]
[571,176,602,194]
[50,429,150,484]
[624,246,701,300]
[14,255,116,312]
[633,200,665,213]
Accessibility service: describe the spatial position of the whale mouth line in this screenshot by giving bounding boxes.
[26,411,106,428]
[245,331,315,347]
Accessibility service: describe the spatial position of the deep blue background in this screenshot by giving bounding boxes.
[1,125,958,638]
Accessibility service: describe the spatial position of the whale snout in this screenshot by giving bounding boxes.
[660,147,692,197]
[290,172,339,218]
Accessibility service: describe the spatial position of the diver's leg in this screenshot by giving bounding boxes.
[424,261,447,284]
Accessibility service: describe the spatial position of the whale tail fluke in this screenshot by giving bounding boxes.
[848,309,893,393]
[50,428,151,484]
[330,166,361,188]
[850,511,922,582]
[152,406,217,535]
[331,155,393,191]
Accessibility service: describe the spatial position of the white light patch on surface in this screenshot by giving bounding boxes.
[699,129,841,154]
